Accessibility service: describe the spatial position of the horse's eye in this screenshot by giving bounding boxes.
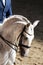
[25,37,28,40]
[31,28,32,30]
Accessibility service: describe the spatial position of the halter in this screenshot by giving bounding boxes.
[0,25,32,51]
[18,26,32,48]
[0,35,18,52]
[19,33,31,49]
[24,30,32,36]
[19,43,31,48]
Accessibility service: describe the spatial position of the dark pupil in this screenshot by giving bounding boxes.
[31,28,32,30]
[25,37,28,40]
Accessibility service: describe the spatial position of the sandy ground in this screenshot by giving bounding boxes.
[15,39,43,65]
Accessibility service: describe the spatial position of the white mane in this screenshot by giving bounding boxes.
[0,15,30,26]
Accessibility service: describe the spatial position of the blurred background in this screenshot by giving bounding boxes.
[11,0,43,40]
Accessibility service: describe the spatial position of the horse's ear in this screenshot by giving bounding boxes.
[33,20,40,28]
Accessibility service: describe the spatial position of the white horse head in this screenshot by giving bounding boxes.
[19,20,40,56]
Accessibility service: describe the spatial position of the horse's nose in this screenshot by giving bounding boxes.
[20,48,25,57]
[21,51,25,57]
[21,52,28,57]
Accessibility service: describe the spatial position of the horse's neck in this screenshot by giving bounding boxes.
[1,23,25,42]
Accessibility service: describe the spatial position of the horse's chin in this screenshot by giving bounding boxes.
[24,53,29,57]
[24,49,29,57]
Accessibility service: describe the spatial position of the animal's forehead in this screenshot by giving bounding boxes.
[29,24,33,28]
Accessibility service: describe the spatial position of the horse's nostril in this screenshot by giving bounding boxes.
[20,47,25,57]
[14,62,16,65]
[21,52,25,57]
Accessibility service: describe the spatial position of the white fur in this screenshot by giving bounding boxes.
[0,15,40,63]
[24,20,40,56]
[9,49,16,63]
[3,15,30,25]
[15,21,27,25]
[33,20,40,28]
[0,15,30,26]
[0,15,29,65]
[25,20,40,46]
[8,59,14,65]
[0,48,16,65]
[0,53,8,65]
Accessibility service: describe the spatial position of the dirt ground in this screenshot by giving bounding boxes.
[15,39,43,65]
